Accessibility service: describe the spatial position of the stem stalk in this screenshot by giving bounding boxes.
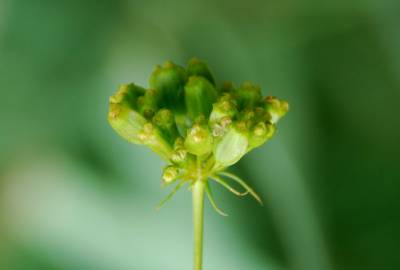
[192,177,205,270]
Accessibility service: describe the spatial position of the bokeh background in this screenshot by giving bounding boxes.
[1,0,400,269]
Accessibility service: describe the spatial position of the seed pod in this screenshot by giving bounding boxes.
[184,76,217,120]
[234,82,262,109]
[248,122,276,150]
[162,165,180,184]
[184,123,213,156]
[137,123,173,160]
[187,58,215,85]
[153,109,179,145]
[214,124,249,169]
[149,61,187,112]
[108,84,147,144]
[263,96,289,124]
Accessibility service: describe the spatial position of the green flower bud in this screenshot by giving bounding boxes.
[170,147,188,165]
[248,122,276,150]
[170,137,196,166]
[138,89,162,119]
[239,108,256,129]
[149,61,187,112]
[162,165,180,184]
[214,124,249,169]
[220,81,235,93]
[108,84,147,144]
[184,76,217,120]
[211,117,232,137]
[254,107,266,121]
[209,94,237,127]
[263,96,289,124]
[153,109,179,145]
[137,123,173,160]
[184,123,213,156]
[174,137,185,148]
[109,83,145,109]
[187,58,215,85]
[234,82,262,109]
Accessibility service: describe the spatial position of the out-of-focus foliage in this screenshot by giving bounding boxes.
[1,0,399,270]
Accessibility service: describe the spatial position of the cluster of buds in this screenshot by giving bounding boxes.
[108,58,288,213]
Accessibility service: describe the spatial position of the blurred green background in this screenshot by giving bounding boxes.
[1,0,400,269]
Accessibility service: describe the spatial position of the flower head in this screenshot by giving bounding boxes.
[108,58,288,210]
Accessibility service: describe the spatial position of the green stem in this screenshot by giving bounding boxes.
[192,175,205,270]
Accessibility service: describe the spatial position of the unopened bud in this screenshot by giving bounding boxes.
[153,109,179,145]
[211,116,232,137]
[187,58,215,85]
[184,123,213,156]
[220,81,235,93]
[149,61,187,112]
[184,76,217,120]
[162,165,180,184]
[138,89,162,119]
[234,82,262,109]
[138,123,173,161]
[170,148,188,165]
[109,83,145,108]
[264,96,289,123]
[108,84,147,144]
[209,94,237,127]
[248,122,276,150]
